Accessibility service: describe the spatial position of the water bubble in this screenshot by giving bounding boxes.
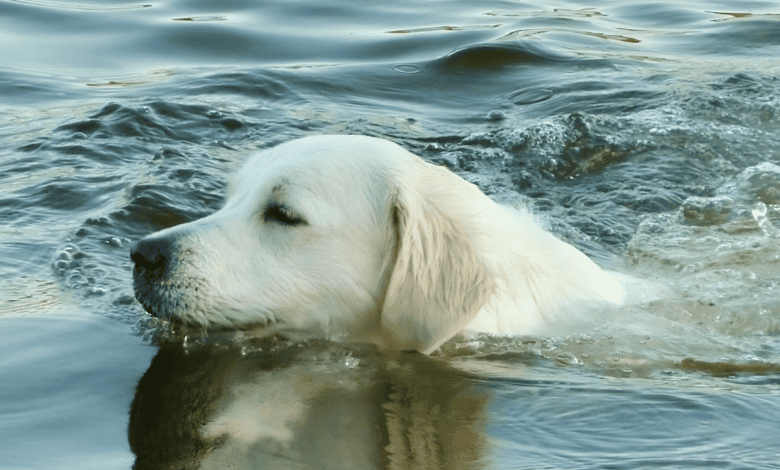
[86,287,107,296]
[67,273,88,287]
[487,110,506,121]
[104,236,123,248]
[392,64,421,74]
[554,352,582,366]
[508,88,553,105]
[62,244,84,258]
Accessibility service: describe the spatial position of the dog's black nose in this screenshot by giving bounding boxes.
[130,237,171,272]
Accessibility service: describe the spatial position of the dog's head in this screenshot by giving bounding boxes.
[131,136,496,353]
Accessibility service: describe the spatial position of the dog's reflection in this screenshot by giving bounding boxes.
[129,338,492,470]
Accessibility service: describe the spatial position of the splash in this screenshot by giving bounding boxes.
[752,201,780,238]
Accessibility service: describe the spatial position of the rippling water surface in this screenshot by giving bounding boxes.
[2,0,780,469]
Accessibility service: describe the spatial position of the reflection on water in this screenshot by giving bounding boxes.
[128,333,780,470]
[130,338,491,470]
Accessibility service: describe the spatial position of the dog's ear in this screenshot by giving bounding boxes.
[379,163,496,354]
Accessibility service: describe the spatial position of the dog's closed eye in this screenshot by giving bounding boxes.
[263,203,306,227]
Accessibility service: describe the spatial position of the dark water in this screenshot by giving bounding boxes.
[2,0,780,468]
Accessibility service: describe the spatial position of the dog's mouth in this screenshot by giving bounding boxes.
[132,265,201,323]
[132,268,284,333]
[132,276,174,321]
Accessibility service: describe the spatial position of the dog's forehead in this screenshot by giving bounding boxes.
[260,136,408,172]
[228,136,413,208]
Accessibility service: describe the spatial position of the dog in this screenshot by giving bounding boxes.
[131,135,630,354]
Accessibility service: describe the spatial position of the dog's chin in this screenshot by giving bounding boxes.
[134,293,189,327]
[133,288,203,330]
[133,283,287,338]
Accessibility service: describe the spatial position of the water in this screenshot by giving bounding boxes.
[2,0,780,468]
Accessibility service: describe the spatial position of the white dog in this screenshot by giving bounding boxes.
[131,135,629,354]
